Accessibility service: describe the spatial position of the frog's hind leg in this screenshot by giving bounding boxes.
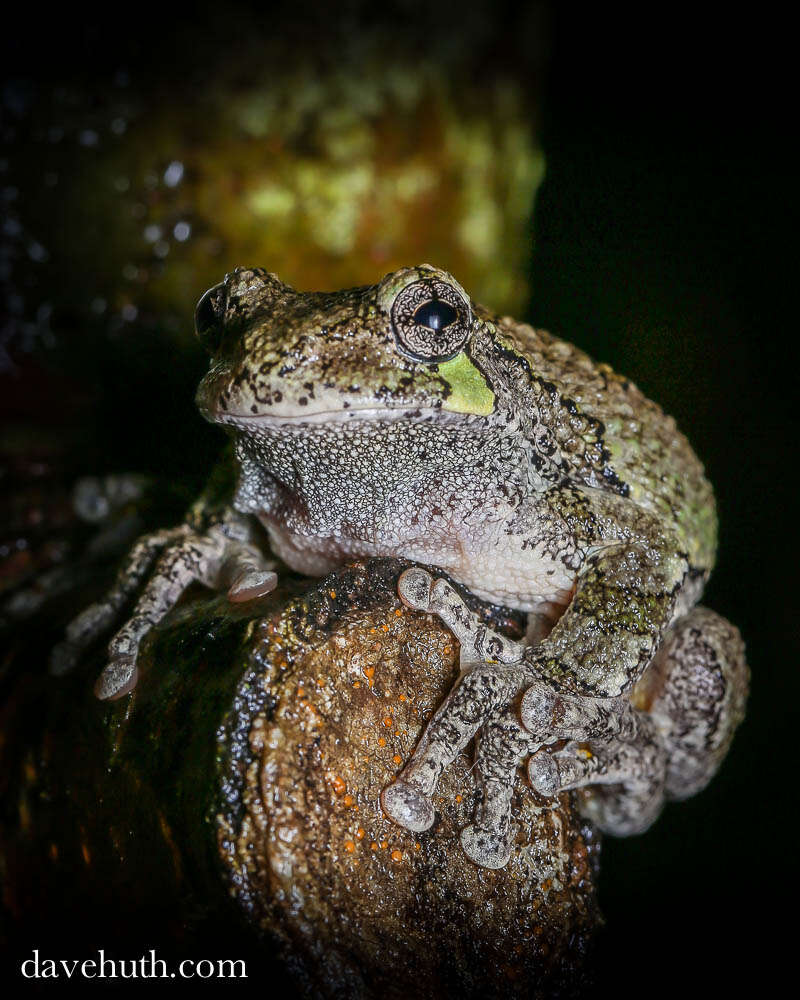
[633,606,748,800]
[527,606,748,835]
[527,717,668,835]
[381,568,529,834]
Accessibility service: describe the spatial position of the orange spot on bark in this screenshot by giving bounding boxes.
[326,772,347,796]
[391,850,403,862]
[398,694,406,701]
[414,842,421,851]
[296,687,305,697]
[455,794,462,803]
[343,794,355,807]
[383,717,392,727]
[353,680,361,688]
[344,840,356,853]
[371,842,378,850]
[393,755,403,765]
[380,840,388,849]
[356,828,365,840]
[378,737,387,747]
[329,589,337,599]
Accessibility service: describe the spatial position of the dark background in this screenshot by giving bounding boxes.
[535,6,794,991]
[2,2,794,994]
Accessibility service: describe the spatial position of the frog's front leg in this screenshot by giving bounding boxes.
[383,505,691,864]
[381,570,632,861]
[52,508,276,699]
[458,713,538,868]
[381,570,532,841]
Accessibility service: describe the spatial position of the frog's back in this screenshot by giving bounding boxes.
[488,313,717,572]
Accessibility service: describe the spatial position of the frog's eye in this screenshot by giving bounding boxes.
[391,279,471,362]
[195,282,227,354]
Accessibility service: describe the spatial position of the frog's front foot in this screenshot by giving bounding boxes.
[383,569,535,864]
[379,779,436,833]
[384,568,656,866]
[51,516,276,699]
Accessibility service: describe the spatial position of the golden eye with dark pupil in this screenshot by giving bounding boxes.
[390,278,471,362]
[413,300,458,331]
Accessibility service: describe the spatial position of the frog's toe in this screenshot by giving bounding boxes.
[519,683,561,739]
[49,602,117,676]
[521,684,638,745]
[459,824,512,869]
[227,569,278,602]
[380,779,436,832]
[527,748,584,797]
[94,656,138,701]
[397,567,435,612]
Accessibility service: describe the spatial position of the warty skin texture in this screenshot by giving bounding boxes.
[53,264,748,869]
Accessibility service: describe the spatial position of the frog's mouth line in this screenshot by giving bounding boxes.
[202,405,474,429]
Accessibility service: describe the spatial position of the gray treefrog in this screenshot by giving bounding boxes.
[53,265,748,868]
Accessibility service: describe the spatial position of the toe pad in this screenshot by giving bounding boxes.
[381,780,435,832]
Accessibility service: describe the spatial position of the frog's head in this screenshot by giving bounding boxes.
[194,264,497,429]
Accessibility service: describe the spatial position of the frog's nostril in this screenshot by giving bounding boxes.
[195,283,226,353]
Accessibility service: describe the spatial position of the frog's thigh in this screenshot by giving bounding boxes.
[633,606,748,799]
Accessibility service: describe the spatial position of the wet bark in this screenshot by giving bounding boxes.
[1,558,600,997]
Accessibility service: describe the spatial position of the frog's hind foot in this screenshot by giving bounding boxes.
[527,718,667,836]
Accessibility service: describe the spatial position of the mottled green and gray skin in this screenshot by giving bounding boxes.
[53,264,748,868]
